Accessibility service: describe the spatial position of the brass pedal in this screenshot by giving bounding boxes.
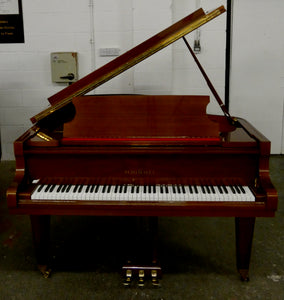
[122,265,161,287]
[151,269,160,287]
[138,270,145,287]
[123,269,133,287]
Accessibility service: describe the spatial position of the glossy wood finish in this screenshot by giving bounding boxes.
[5,4,277,279]
[7,95,277,217]
[7,101,278,281]
[62,95,220,145]
[235,217,255,281]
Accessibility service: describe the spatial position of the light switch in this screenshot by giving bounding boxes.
[51,52,78,83]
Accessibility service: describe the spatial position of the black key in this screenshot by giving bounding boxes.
[86,185,90,193]
[217,186,223,193]
[73,185,79,193]
[210,186,216,194]
[49,184,56,193]
[102,185,107,193]
[188,185,193,193]
[119,185,123,193]
[57,185,63,192]
[123,185,127,193]
[95,185,100,193]
[160,185,164,194]
[193,185,198,193]
[90,185,95,193]
[61,185,67,193]
[239,185,246,193]
[78,185,83,193]
[223,186,228,193]
[148,185,151,193]
[114,185,119,193]
[165,185,169,194]
[234,185,241,194]
[153,185,156,194]
[201,185,206,193]
[143,185,147,193]
[177,185,181,193]
[205,186,211,194]
[181,185,186,194]
[66,185,72,192]
[107,185,111,193]
[44,184,51,193]
[131,185,135,193]
[230,186,236,194]
[136,186,140,193]
[172,185,176,194]
[37,184,44,192]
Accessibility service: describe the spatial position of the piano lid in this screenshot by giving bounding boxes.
[31,6,225,124]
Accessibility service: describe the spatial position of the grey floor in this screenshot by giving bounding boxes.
[0,157,283,300]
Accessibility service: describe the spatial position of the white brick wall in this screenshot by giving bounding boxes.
[0,0,283,159]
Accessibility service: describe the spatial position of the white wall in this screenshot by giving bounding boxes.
[0,0,283,159]
[0,0,92,159]
[172,0,226,115]
[230,0,284,154]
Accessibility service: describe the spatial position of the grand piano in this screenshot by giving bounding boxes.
[7,6,278,284]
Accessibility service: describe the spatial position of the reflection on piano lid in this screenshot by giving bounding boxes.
[30,6,226,124]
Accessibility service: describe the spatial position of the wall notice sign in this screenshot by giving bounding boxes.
[0,0,24,43]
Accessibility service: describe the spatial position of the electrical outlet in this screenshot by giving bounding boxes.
[99,48,120,57]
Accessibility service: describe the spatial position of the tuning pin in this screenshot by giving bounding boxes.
[138,269,145,287]
[123,269,133,287]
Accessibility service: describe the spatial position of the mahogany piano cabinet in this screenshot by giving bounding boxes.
[7,5,277,285]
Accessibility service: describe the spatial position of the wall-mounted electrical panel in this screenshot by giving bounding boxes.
[50,52,78,83]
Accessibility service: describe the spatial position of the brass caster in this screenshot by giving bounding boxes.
[239,269,249,282]
[38,265,52,278]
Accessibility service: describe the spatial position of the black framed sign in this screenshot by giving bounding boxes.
[0,0,24,43]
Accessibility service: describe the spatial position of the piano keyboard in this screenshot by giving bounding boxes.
[31,184,255,202]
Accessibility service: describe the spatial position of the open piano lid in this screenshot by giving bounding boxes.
[30,6,226,124]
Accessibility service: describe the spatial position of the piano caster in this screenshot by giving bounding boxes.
[38,264,52,278]
[122,265,161,287]
[239,269,250,282]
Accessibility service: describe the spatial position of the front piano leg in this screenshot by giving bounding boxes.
[235,217,255,281]
[30,215,52,278]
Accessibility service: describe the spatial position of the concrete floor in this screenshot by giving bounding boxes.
[0,157,283,300]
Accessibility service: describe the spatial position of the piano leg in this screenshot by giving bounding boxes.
[235,217,255,281]
[30,215,52,278]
